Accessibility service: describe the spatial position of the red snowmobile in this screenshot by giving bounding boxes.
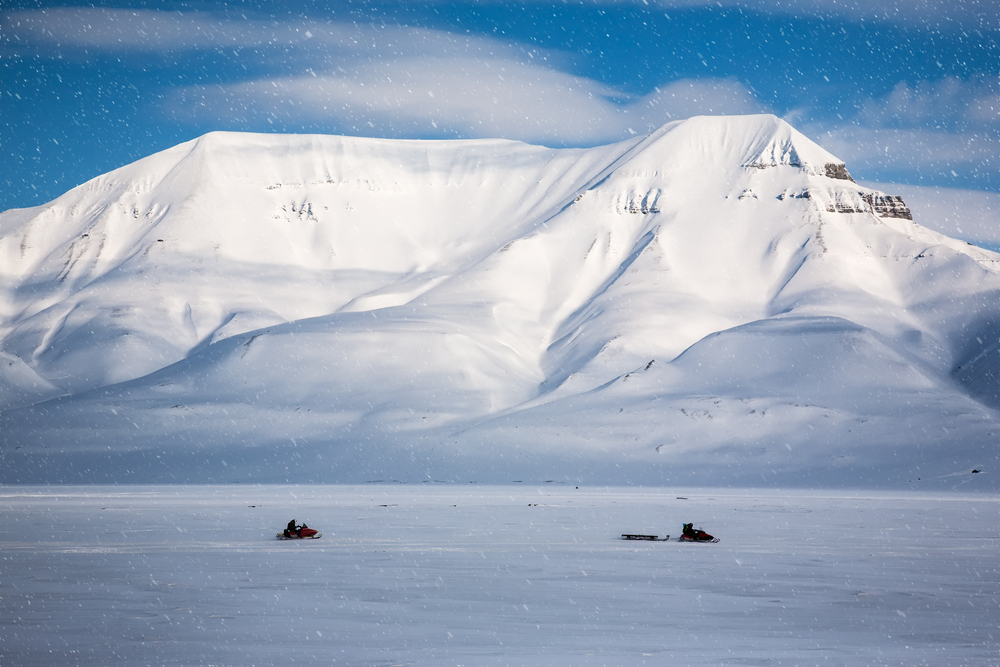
[277,521,322,540]
[680,523,719,543]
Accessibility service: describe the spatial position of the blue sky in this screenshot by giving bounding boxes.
[2,1,998,212]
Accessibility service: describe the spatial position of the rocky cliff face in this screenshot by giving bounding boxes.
[824,163,855,181]
[863,193,912,220]
[777,187,912,220]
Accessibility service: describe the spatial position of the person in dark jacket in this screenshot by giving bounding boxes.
[682,522,715,541]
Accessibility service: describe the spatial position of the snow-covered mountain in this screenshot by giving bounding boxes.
[2,115,998,487]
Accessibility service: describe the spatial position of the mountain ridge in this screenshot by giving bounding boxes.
[2,114,999,487]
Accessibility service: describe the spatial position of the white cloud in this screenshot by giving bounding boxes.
[857,78,1000,132]
[2,6,768,145]
[4,7,760,144]
[800,77,1000,188]
[17,5,994,186]
[10,1,994,40]
[3,8,267,52]
[5,6,766,147]
[807,124,997,186]
[23,6,763,145]
[1,7,559,65]
[580,0,999,30]
[165,61,766,145]
[815,126,997,166]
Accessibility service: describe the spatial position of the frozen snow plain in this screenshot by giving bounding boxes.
[2,485,997,666]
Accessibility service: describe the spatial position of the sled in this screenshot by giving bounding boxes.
[622,534,670,541]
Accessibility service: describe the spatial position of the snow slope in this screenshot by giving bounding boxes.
[1,115,999,487]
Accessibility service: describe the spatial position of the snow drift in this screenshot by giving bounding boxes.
[1,115,998,487]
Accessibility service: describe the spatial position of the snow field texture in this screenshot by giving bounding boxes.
[1,485,998,666]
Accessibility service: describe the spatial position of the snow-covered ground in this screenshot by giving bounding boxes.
[2,485,997,666]
[4,115,1000,487]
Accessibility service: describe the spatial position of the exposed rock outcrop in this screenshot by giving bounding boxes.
[615,190,661,214]
[824,163,855,182]
[863,193,912,220]
[777,188,912,220]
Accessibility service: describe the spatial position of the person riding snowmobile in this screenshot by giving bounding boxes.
[682,522,715,541]
[279,519,319,540]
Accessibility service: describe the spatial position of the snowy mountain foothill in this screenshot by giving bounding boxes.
[1,114,998,488]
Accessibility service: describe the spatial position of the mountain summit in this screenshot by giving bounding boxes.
[2,115,998,487]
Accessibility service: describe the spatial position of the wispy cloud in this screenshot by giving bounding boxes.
[3,8,244,52]
[165,63,765,145]
[1,7,556,63]
[4,7,766,146]
[804,77,1000,188]
[857,77,1000,132]
[803,124,998,197]
[566,0,998,30]
[2,3,995,208]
